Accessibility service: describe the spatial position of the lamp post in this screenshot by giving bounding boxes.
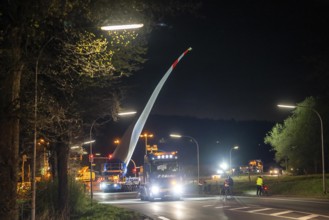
[170,134,200,185]
[140,133,153,155]
[89,111,136,206]
[278,104,326,194]
[229,146,239,175]
[101,23,143,31]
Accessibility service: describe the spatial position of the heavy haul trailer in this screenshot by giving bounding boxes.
[99,159,126,192]
[139,151,184,201]
[99,158,140,192]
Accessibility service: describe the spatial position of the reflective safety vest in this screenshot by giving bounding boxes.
[256,177,263,186]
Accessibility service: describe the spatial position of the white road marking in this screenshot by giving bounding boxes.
[229,206,249,210]
[270,210,293,216]
[297,214,319,220]
[158,216,170,220]
[248,208,272,213]
[202,205,213,207]
[215,206,230,209]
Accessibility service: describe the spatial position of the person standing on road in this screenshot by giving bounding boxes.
[228,176,234,195]
[256,176,263,196]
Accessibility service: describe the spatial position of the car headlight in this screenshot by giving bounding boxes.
[100,182,106,190]
[114,183,118,187]
[151,185,160,194]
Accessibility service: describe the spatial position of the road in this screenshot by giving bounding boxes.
[93,192,329,220]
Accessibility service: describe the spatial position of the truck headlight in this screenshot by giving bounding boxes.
[151,185,160,194]
[173,184,183,194]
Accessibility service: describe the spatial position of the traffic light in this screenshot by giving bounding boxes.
[89,154,94,162]
[108,154,112,160]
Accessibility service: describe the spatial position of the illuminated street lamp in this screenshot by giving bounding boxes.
[101,23,143,31]
[170,134,200,185]
[278,104,326,194]
[114,139,120,147]
[229,146,239,175]
[118,111,137,116]
[140,133,154,155]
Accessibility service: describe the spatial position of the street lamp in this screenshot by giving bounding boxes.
[229,146,239,175]
[89,111,136,206]
[101,24,143,31]
[140,133,153,155]
[278,104,326,194]
[114,139,120,147]
[170,134,200,185]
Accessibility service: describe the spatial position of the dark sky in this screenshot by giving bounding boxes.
[122,0,328,122]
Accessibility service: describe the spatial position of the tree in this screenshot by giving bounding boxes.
[265,97,328,174]
[0,0,201,219]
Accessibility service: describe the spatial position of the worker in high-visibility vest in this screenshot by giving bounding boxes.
[256,176,263,196]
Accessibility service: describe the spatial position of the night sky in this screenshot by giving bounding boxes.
[94,1,329,172]
[122,0,328,122]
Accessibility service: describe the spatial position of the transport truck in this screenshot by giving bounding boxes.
[139,150,184,201]
[99,158,140,192]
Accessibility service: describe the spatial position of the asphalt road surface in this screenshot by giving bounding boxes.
[94,192,329,220]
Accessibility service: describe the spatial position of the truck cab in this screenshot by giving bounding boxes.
[99,159,126,192]
[139,151,184,201]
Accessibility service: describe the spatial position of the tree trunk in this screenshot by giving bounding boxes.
[56,137,69,219]
[49,143,58,180]
[0,27,23,220]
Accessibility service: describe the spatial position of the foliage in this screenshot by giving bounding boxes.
[73,203,146,220]
[206,174,329,198]
[0,0,202,218]
[18,177,89,220]
[264,97,327,173]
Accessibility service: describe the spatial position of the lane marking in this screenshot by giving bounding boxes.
[202,205,213,207]
[215,206,230,209]
[270,210,293,216]
[236,196,329,205]
[248,208,272,213]
[158,216,170,220]
[297,214,319,220]
[229,206,249,210]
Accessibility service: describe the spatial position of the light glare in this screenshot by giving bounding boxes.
[118,111,137,116]
[277,104,297,109]
[170,134,182,138]
[101,24,144,31]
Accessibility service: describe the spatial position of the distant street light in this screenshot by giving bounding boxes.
[278,104,326,194]
[170,134,200,185]
[220,162,228,170]
[89,111,136,206]
[140,133,154,155]
[229,146,239,175]
[114,139,120,147]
